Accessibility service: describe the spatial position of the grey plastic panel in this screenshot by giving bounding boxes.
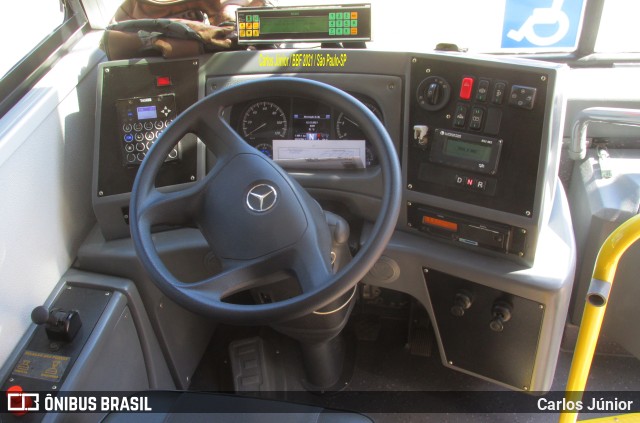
[76,227,217,389]
[78,48,575,392]
[362,182,575,392]
[568,148,640,358]
[0,271,174,423]
[201,49,568,267]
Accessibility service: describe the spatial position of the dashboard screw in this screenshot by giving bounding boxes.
[190,175,196,181]
[446,114,451,119]
[539,304,544,309]
[519,252,524,257]
[448,361,453,365]
[407,184,413,189]
[521,228,527,234]
[525,210,531,216]
[407,201,412,206]
[541,76,547,81]
[98,190,104,197]
[426,68,431,73]
[105,292,110,296]
[104,68,110,73]
[387,83,395,90]
[407,222,413,227]
[424,269,428,273]
[52,385,57,390]
[9,378,14,382]
[523,386,529,391]
[412,58,417,63]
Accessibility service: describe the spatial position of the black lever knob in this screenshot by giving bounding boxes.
[31,306,82,342]
[489,301,512,332]
[450,291,473,317]
[31,305,52,325]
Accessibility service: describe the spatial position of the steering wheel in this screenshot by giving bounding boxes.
[130,77,401,324]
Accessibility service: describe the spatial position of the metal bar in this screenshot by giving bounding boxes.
[569,107,640,160]
[560,213,640,423]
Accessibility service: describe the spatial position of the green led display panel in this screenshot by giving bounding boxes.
[237,4,371,44]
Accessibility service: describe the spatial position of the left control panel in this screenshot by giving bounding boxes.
[93,58,201,240]
[1,286,111,422]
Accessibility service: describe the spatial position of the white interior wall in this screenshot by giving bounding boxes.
[0,32,105,366]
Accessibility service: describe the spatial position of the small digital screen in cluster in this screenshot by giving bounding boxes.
[293,110,331,140]
[444,138,492,162]
[136,105,157,120]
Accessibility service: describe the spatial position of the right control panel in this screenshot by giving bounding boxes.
[408,57,550,218]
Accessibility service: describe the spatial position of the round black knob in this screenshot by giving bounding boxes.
[31,306,51,325]
[450,292,472,317]
[416,76,451,111]
[489,302,512,332]
[489,318,505,332]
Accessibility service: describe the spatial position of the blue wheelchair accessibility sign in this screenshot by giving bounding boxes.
[502,0,586,49]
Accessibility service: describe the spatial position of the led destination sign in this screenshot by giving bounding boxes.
[237,4,371,44]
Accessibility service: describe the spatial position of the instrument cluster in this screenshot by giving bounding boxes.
[230,95,383,167]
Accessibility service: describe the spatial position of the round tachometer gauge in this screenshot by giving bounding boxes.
[241,101,288,140]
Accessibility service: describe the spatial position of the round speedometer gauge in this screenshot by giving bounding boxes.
[336,102,382,167]
[335,102,382,140]
[241,101,288,140]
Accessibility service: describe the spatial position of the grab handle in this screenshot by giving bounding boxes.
[569,107,640,160]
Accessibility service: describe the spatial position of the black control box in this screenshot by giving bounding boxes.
[116,94,179,166]
[408,57,549,218]
[407,203,527,257]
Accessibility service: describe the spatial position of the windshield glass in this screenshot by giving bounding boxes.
[275,0,638,55]
[595,0,640,53]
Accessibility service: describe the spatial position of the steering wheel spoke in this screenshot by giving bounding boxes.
[136,182,206,227]
[196,110,256,158]
[187,253,291,301]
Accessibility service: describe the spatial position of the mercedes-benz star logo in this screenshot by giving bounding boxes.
[246,184,278,213]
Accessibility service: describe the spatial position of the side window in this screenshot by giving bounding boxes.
[1,1,65,79]
[0,0,88,118]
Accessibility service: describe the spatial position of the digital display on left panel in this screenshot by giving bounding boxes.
[137,105,157,120]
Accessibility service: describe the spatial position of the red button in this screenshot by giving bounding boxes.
[156,76,172,87]
[7,385,32,416]
[460,77,474,100]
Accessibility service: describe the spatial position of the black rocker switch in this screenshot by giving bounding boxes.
[31,305,82,342]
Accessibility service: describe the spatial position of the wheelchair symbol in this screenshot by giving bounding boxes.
[507,0,570,47]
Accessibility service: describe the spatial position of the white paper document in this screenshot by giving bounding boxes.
[272,140,367,170]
